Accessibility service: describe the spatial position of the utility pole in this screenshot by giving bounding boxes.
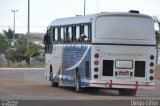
[84,0,86,15]
[27,0,30,49]
[11,10,18,46]
[97,0,99,13]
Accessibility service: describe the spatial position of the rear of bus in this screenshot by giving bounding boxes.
[90,12,156,96]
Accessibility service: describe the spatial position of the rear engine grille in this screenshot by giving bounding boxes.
[103,60,113,76]
[134,61,145,77]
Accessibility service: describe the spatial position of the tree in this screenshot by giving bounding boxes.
[3,28,18,46]
[4,48,16,66]
[154,17,160,46]
[3,31,43,66]
[0,34,9,55]
[3,28,18,39]
[14,35,40,65]
[25,48,35,64]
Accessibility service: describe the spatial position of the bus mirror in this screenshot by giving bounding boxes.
[44,35,48,45]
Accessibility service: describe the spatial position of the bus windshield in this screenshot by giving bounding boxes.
[95,15,155,41]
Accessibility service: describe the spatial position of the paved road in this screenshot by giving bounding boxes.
[0,68,159,106]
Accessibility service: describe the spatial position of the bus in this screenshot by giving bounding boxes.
[44,11,156,96]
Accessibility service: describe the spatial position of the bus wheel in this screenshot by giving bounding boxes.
[119,89,137,96]
[127,89,137,96]
[75,72,82,93]
[51,77,59,87]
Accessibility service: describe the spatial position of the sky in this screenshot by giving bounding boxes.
[0,0,160,34]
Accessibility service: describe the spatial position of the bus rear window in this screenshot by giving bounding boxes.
[96,15,155,41]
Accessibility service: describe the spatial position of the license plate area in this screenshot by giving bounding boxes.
[118,71,129,77]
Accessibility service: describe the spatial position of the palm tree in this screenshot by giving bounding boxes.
[3,28,14,46]
[3,28,14,39]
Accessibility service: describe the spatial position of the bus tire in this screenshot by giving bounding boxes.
[51,79,59,87]
[75,72,82,93]
[119,89,137,96]
[50,73,59,87]
[127,89,137,96]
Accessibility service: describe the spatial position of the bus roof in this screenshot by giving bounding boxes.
[49,14,95,27]
[48,12,153,29]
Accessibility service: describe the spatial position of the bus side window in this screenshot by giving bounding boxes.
[76,26,80,41]
[80,25,84,35]
[72,26,76,42]
[88,24,91,42]
[78,25,88,42]
[52,27,55,42]
[47,30,51,46]
[64,27,68,43]
[79,24,91,42]
[44,34,47,45]
[47,34,51,45]
[84,25,89,41]
[47,30,52,53]
[44,30,51,53]
[55,28,58,42]
[68,27,72,42]
[67,27,70,43]
[60,27,64,43]
[58,27,61,42]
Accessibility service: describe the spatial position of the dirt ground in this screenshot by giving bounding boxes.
[0,68,160,100]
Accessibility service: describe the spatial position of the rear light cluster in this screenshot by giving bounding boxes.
[94,53,99,79]
[94,74,98,79]
[149,55,155,81]
[94,60,99,65]
[149,69,154,74]
[150,55,154,60]
[150,62,154,67]
[94,67,98,72]
[94,53,99,58]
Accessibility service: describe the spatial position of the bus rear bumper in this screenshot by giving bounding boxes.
[89,80,155,89]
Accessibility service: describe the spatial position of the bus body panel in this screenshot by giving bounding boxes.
[46,44,156,89]
[90,45,156,89]
[46,44,92,87]
[61,44,91,87]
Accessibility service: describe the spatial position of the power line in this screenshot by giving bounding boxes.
[0,26,46,29]
[0,26,46,27]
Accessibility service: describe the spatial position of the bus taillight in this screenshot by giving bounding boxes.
[150,55,154,60]
[94,60,99,65]
[94,53,99,58]
[150,62,154,67]
[149,69,154,74]
[94,67,99,72]
[94,74,98,79]
[149,76,154,81]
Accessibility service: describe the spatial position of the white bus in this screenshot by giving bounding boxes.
[44,11,156,96]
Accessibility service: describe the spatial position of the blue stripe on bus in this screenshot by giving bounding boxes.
[54,44,91,87]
